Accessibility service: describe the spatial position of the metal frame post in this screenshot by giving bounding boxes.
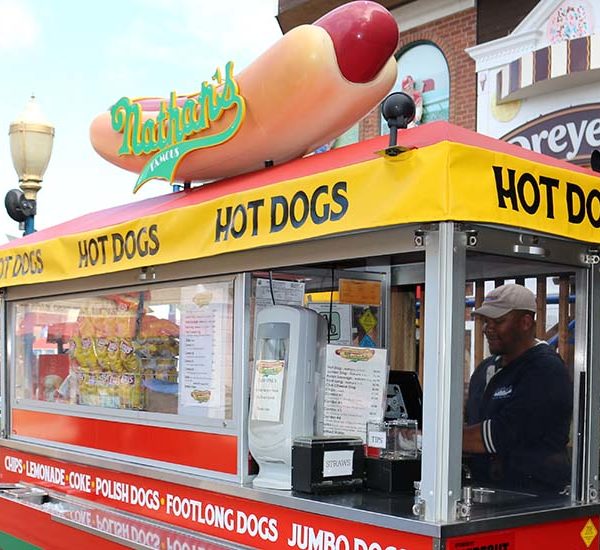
[582,265,600,502]
[23,215,35,235]
[421,222,467,522]
[238,273,253,484]
[0,289,6,439]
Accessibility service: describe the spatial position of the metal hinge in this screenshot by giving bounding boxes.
[414,224,439,247]
[412,480,425,517]
[465,229,478,247]
[583,247,600,264]
[455,485,472,520]
[414,229,425,248]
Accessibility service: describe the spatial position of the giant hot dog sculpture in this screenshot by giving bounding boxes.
[90,1,399,192]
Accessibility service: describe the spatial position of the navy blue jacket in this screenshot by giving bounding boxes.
[465,342,572,493]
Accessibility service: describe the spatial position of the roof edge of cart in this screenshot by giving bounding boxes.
[0,121,599,289]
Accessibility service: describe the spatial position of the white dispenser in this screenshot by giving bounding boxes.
[248,305,327,489]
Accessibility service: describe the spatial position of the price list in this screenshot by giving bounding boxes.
[322,345,387,441]
[179,284,232,415]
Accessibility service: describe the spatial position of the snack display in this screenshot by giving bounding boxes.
[68,302,180,411]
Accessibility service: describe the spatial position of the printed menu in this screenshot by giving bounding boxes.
[321,345,388,441]
[178,284,232,417]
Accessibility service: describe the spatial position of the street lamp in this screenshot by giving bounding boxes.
[5,96,55,235]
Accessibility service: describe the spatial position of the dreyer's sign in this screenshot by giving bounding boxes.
[501,103,600,165]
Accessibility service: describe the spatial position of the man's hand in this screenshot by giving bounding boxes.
[463,423,486,453]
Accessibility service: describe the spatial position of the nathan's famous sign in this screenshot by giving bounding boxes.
[111,62,243,193]
[89,1,400,193]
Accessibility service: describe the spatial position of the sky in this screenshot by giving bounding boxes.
[0,0,282,241]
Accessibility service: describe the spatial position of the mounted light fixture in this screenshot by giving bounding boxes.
[6,96,55,235]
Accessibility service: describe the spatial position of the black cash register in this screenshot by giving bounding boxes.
[385,370,423,426]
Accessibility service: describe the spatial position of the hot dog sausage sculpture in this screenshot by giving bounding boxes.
[90,1,399,192]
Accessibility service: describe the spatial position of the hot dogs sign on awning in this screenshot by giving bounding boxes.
[89,1,401,192]
[2,126,600,289]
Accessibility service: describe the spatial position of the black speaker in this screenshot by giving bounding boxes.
[5,189,36,222]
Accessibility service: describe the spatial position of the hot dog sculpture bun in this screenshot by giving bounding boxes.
[90,1,399,191]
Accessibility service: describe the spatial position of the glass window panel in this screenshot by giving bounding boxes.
[462,266,576,514]
[11,279,234,420]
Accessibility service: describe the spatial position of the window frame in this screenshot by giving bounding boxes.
[7,274,242,435]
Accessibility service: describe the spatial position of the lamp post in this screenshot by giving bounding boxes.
[6,96,54,235]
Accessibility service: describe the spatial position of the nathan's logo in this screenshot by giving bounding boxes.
[493,165,600,227]
[110,61,245,192]
[492,386,513,399]
[334,347,375,362]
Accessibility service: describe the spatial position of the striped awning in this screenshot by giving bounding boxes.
[496,33,600,103]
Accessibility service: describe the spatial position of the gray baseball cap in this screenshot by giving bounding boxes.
[472,284,537,319]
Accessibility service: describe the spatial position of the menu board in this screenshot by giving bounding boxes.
[178,284,232,417]
[321,345,388,441]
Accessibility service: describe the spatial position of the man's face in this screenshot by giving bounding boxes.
[482,310,531,356]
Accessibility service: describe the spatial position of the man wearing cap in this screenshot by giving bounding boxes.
[463,283,572,494]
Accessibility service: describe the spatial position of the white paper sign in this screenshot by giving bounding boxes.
[250,360,286,422]
[367,430,387,449]
[178,284,232,417]
[254,278,305,315]
[322,450,354,478]
[322,345,388,441]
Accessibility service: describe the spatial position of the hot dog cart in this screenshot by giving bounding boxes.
[0,121,598,549]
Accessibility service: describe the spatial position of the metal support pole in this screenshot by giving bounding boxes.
[238,273,253,484]
[421,222,467,522]
[581,265,600,502]
[23,215,35,235]
[0,290,6,439]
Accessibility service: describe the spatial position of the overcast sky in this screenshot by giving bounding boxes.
[0,0,281,240]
